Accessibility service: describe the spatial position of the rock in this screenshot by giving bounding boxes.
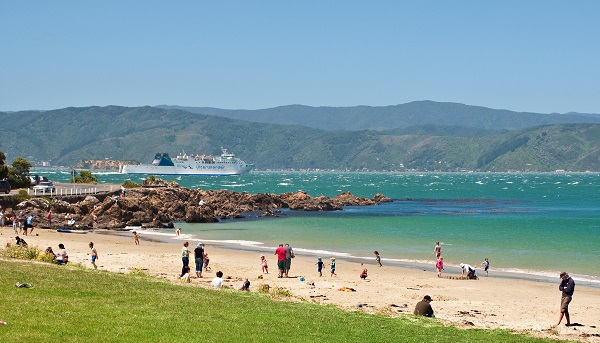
[5,183,391,230]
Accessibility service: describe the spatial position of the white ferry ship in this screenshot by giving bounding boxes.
[120,148,253,176]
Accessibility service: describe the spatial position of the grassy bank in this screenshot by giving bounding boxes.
[0,259,560,343]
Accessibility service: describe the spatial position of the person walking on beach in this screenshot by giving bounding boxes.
[27,215,34,234]
[194,243,204,278]
[260,255,269,274]
[330,257,337,276]
[374,251,382,266]
[274,244,286,278]
[433,242,442,259]
[316,257,324,277]
[181,241,190,275]
[436,257,444,277]
[89,242,98,270]
[414,295,435,317]
[482,258,490,276]
[284,243,294,277]
[554,272,575,327]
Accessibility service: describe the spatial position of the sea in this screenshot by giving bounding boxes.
[34,169,600,287]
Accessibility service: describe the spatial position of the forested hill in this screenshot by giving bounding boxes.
[157,101,600,131]
[1,106,599,172]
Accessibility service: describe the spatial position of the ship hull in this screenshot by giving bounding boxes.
[121,163,252,176]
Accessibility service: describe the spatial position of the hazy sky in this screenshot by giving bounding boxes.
[1,1,599,113]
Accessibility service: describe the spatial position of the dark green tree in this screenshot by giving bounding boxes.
[0,149,9,180]
[74,170,98,184]
[8,156,33,188]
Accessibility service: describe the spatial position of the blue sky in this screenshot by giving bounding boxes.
[1,1,599,113]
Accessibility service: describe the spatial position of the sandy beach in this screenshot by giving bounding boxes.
[3,227,600,342]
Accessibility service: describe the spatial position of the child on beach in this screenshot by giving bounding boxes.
[180,266,191,283]
[89,242,98,270]
[360,268,368,280]
[239,278,250,291]
[482,258,490,276]
[374,251,382,266]
[203,253,210,271]
[260,255,269,273]
[316,258,324,276]
[330,258,336,276]
[133,231,140,245]
[436,257,444,277]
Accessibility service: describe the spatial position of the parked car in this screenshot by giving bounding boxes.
[0,180,10,194]
[32,181,56,193]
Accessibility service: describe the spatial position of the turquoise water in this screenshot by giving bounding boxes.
[35,169,600,283]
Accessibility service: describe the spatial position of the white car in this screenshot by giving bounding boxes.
[33,181,56,193]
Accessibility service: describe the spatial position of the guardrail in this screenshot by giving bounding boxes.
[28,185,116,197]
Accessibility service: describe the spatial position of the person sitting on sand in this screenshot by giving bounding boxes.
[15,236,27,246]
[239,278,250,291]
[180,266,191,283]
[414,295,435,317]
[360,269,368,280]
[212,271,224,288]
[56,243,68,265]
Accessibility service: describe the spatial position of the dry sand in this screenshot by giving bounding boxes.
[3,227,600,342]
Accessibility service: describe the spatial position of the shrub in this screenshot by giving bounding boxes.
[35,251,57,263]
[1,244,41,260]
[122,180,140,188]
[270,286,293,298]
[12,189,31,203]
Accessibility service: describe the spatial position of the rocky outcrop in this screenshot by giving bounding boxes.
[3,179,392,230]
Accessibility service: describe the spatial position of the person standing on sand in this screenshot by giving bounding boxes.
[482,258,490,276]
[284,243,294,277]
[260,255,269,274]
[374,250,382,266]
[133,231,140,245]
[316,258,324,277]
[433,242,441,259]
[0,210,5,228]
[181,241,190,275]
[12,215,18,234]
[554,272,575,327]
[274,244,286,278]
[47,210,52,226]
[194,243,204,278]
[414,295,435,317]
[89,242,98,270]
[330,257,337,276]
[436,257,444,277]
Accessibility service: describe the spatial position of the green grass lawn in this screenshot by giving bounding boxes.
[0,259,563,343]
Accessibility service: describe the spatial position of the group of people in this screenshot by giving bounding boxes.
[180,241,210,281]
[433,241,490,279]
[1,211,35,236]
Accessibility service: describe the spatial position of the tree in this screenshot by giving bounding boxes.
[73,170,98,184]
[8,156,32,188]
[0,149,8,180]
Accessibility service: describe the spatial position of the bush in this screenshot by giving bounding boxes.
[12,189,31,203]
[122,180,140,188]
[1,244,41,260]
[35,251,57,263]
